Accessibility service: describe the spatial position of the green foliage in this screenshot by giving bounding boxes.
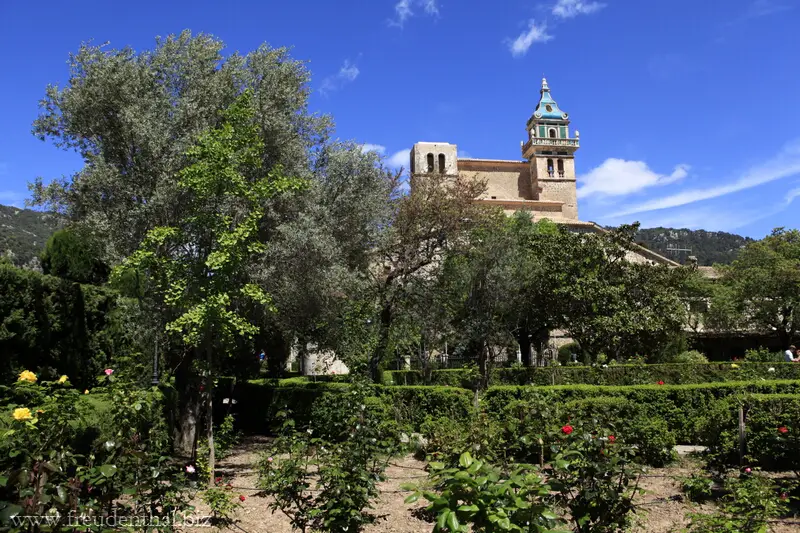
[196,414,239,481]
[200,480,243,529]
[545,422,642,533]
[668,350,709,364]
[699,394,800,471]
[0,370,191,531]
[557,342,579,365]
[385,362,800,388]
[417,412,506,465]
[685,472,792,533]
[709,228,800,345]
[743,347,783,363]
[40,228,108,284]
[0,263,128,388]
[405,452,564,533]
[257,381,396,533]
[679,472,715,503]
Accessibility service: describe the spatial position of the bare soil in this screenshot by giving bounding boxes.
[183,437,800,533]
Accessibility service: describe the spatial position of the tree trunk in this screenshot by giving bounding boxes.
[206,342,215,487]
[370,305,392,383]
[518,329,532,367]
[172,353,200,456]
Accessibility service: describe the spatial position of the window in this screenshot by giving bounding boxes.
[549,128,557,138]
[438,153,446,174]
[547,158,554,177]
[557,159,564,178]
[426,153,434,173]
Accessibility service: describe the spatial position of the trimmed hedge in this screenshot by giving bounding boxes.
[700,393,800,471]
[382,363,800,388]
[214,379,474,434]
[222,377,800,444]
[484,380,800,443]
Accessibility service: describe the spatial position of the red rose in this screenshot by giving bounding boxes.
[215,476,223,484]
[561,425,574,435]
[779,426,789,434]
[199,385,205,392]
[608,435,616,443]
[239,495,246,502]
[657,381,665,385]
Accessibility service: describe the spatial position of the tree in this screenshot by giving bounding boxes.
[365,173,489,381]
[556,225,689,362]
[252,142,398,374]
[710,228,800,347]
[113,92,305,466]
[30,31,330,451]
[40,228,109,284]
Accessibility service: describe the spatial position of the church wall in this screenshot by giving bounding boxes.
[539,179,578,220]
[458,160,533,201]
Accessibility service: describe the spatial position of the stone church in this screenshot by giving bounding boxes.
[408,77,677,267]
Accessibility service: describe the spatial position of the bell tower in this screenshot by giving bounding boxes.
[522,77,580,220]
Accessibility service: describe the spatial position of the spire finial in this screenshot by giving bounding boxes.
[541,76,549,92]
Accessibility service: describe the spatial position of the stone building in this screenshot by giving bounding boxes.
[409,77,678,267]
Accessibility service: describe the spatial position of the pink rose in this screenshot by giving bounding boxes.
[104,369,114,376]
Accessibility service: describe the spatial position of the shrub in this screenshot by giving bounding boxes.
[384,362,800,388]
[0,369,191,531]
[669,350,708,363]
[545,421,642,533]
[685,472,792,533]
[699,394,800,472]
[405,452,563,533]
[257,381,398,533]
[557,342,580,365]
[743,347,783,363]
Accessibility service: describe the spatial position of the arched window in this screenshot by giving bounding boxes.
[547,158,554,177]
[557,159,564,177]
[426,153,434,173]
[438,153,446,174]
[549,128,557,138]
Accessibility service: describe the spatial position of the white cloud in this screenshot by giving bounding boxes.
[577,159,689,198]
[320,60,360,94]
[508,20,553,57]
[390,0,438,27]
[361,144,386,155]
[552,0,606,18]
[612,140,800,217]
[387,149,411,170]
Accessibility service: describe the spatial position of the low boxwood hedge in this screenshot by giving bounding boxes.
[221,378,800,444]
[383,363,800,388]
[699,393,800,471]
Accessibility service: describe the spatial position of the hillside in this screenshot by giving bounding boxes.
[634,227,754,266]
[0,204,62,267]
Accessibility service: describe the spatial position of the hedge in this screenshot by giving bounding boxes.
[0,263,127,388]
[699,393,800,471]
[382,363,800,388]
[220,378,800,444]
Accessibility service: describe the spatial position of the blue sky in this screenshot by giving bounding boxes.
[1,0,798,238]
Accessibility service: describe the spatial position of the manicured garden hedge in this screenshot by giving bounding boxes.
[699,393,800,471]
[382,363,800,388]
[222,377,800,444]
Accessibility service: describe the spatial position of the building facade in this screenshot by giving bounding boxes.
[409,77,678,267]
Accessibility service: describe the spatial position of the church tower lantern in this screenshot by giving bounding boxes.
[522,77,580,219]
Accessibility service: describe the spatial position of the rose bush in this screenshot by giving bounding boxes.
[0,369,192,531]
